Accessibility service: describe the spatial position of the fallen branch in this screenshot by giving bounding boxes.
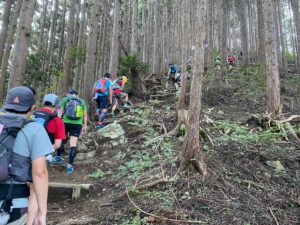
[269,207,280,225]
[126,187,206,224]
[56,218,97,225]
[241,180,269,191]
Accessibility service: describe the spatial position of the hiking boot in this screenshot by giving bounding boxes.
[123,103,130,109]
[52,156,63,165]
[96,121,103,129]
[66,164,74,174]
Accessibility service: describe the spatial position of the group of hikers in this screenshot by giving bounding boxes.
[215,53,236,72]
[0,72,130,224]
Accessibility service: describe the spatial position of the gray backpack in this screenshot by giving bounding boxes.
[0,114,27,182]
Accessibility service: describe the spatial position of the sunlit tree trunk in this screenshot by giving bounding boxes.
[9,0,37,88]
[180,0,207,176]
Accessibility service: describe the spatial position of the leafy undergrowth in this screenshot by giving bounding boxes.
[48,68,300,225]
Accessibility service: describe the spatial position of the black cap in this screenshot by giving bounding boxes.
[68,89,77,95]
[4,86,35,112]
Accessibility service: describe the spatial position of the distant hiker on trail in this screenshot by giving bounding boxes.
[215,55,221,71]
[111,76,130,117]
[228,55,235,72]
[167,63,181,90]
[0,86,53,225]
[58,90,87,174]
[93,73,113,128]
[29,93,66,224]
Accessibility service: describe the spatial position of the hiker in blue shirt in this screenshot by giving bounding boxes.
[93,73,112,128]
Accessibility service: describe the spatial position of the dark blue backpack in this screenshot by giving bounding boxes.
[170,65,177,74]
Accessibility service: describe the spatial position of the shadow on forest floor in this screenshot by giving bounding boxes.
[48,67,300,225]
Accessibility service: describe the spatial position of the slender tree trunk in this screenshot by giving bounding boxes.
[220,0,228,79]
[130,0,138,54]
[60,0,76,94]
[84,0,101,103]
[235,0,250,67]
[152,0,160,75]
[0,0,23,100]
[262,0,281,115]
[58,0,67,63]
[291,0,300,71]
[180,0,207,176]
[277,0,288,73]
[109,0,120,78]
[37,0,49,53]
[74,0,87,91]
[142,0,147,61]
[257,0,266,64]
[9,0,37,88]
[0,0,13,68]
[44,0,59,72]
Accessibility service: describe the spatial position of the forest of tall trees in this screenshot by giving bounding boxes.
[0,0,300,224]
[0,0,299,98]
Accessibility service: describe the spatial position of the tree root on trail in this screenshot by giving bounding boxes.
[118,179,168,198]
[125,187,206,224]
[166,110,188,137]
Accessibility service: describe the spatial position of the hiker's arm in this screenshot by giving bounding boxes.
[58,108,64,118]
[32,156,48,220]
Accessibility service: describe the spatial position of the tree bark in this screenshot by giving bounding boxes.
[58,0,67,63]
[235,0,250,67]
[37,0,49,53]
[60,0,76,94]
[130,0,138,54]
[262,0,281,115]
[220,0,228,79]
[0,0,23,100]
[74,0,87,92]
[109,0,120,78]
[257,0,266,64]
[291,0,300,71]
[0,0,13,68]
[152,0,160,75]
[9,0,37,88]
[180,0,207,176]
[84,0,101,103]
[44,0,59,72]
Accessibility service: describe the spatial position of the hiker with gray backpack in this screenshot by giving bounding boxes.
[0,86,53,225]
[57,90,88,174]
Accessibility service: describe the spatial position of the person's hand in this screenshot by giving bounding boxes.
[33,211,47,225]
